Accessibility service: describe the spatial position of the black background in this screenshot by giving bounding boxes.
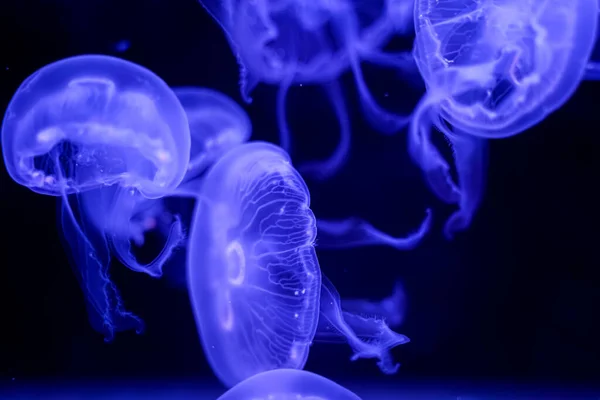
[1,0,599,394]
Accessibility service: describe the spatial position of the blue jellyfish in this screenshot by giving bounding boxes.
[217,369,362,400]
[408,0,599,238]
[1,54,191,341]
[111,86,252,277]
[173,86,252,180]
[187,141,409,387]
[197,0,416,179]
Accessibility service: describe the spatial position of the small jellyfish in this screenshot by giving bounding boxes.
[187,141,409,387]
[198,0,416,179]
[408,0,599,238]
[173,86,252,180]
[217,369,362,400]
[1,54,191,341]
[111,86,253,279]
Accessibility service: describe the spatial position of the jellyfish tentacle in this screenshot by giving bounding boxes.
[297,80,351,181]
[276,72,295,153]
[349,49,411,134]
[54,152,144,342]
[442,131,488,239]
[341,281,406,328]
[316,208,432,250]
[315,275,409,374]
[408,95,461,204]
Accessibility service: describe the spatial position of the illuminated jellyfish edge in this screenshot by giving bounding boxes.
[217,368,362,400]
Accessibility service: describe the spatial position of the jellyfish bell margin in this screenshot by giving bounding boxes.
[217,368,362,400]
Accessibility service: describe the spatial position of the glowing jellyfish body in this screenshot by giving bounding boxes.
[1,55,191,340]
[188,141,409,387]
[198,0,415,179]
[173,86,252,180]
[217,369,362,400]
[408,0,598,238]
[111,87,252,277]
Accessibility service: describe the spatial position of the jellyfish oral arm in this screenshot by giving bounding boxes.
[442,132,488,239]
[340,281,406,328]
[316,208,432,250]
[56,187,144,342]
[109,213,185,279]
[276,72,294,154]
[408,94,461,205]
[314,275,409,374]
[297,81,351,181]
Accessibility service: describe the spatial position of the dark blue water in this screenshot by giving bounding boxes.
[0,0,598,398]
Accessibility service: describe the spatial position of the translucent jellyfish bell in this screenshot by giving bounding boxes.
[2,55,190,197]
[407,0,599,238]
[188,141,409,387]
[172,86,252,180]
[217,369,362,400]
[198,0,416,180]
[1,55,191,340]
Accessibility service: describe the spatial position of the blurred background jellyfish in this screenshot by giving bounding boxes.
[187,141,409,387]
[173,86,252,180]
[1,54,191,341]
[197,0,417,180]
[111,86,252,279]
[217,368,362,400]
[407,0,599,238]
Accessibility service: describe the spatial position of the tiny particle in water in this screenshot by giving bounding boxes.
[114,40,131,53]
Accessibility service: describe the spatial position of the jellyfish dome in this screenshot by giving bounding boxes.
[173,86,251,179]
[412,0,598,139]
[188,141,321,387]
[1,54,190,198]
[217,369,362,400]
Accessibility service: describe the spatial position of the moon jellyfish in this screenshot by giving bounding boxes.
[197,0,416,179]
[111,87,252,278]
[1,54,191,340]
[408,0,598,238]
[217,369,361,400]
[188,141,409,387]
[173,86,252,180]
